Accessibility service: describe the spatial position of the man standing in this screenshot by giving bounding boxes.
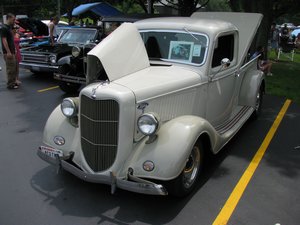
[269,23,279,57]
[0,13,18,89]
[48,16,59,46]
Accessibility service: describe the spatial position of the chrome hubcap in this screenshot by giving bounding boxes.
[183,146,200,188]
[255,91,261,112]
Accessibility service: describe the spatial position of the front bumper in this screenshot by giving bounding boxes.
[37,146,168,196]
[20,62,59,72]
[54,72,86,84]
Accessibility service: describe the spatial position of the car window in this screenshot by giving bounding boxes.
[140,30,208,66]
[59,29,97,44]
[212,34,234,68]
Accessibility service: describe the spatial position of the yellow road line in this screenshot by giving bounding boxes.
[213,99,292,225]
[37,86,59,93]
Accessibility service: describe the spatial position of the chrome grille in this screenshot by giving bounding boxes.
[22,54,49,63]
[80,95,119,172]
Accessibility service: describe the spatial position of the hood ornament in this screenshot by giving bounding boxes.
[137,102,149,113]
[91,80,110,99]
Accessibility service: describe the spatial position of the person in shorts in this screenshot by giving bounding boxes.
[251,46,273,76]
[0,13,18,89]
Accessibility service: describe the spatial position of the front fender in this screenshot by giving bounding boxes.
[125,115,218,181]
[43,105,80,154]
[57,55,71,66]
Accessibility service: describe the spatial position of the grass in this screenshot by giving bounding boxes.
[266,49,300,105]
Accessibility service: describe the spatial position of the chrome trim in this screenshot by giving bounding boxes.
[37,147,168,195]
[215,106,252,134]
[117,177,167,195]
[61,160,111,185]
[54,73,86,84]
[80,96,119,172]
[240,53,260,70]
[19,62,59,70]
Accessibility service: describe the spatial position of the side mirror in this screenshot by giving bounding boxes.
[221,58,231,68]
[210,58,231,81]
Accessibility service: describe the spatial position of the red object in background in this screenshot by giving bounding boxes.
[15,20,34,38]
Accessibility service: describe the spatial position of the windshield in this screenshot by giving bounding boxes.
[59,29,97,44]
[140,30,208,66]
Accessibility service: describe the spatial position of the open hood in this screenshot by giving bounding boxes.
[191,12,263,67]
[16,18,49,36]
[88,23,150,81]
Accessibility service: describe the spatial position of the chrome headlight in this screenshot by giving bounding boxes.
[61,98,78,118]
[137,113,160,136]
[72,46,81,57]
[49,55,56,63]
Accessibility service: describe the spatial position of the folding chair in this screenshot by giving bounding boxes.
[277,37,295,61]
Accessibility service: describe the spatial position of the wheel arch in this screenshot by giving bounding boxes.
[196,131,214,158]
[124,115,218,180]
[57,55,71,66]
[260,78,266,94]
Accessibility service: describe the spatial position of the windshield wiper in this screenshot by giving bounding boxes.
[183,27,198,41]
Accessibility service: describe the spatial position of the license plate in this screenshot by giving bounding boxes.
[39,146,63,159]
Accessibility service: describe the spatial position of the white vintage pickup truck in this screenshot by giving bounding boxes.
[38,12,265,196]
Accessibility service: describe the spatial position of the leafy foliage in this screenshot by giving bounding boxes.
[227,0,300,54]
[115,1,145,14]
[266,50,300,104]
[155,0,210,16]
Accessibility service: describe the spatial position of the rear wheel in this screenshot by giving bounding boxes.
[252,85,264,119]
[58,65,81,94]
[166,142,203,197]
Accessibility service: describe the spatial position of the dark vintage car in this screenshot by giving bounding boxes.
[54,16,139,93]
[19,27,101,75]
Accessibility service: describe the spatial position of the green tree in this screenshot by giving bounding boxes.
[206,0,231,12]
[1,0,57,19]
[156,0,210,16]
[130,0,210,16]
[115,0,145,14]
[227,0,300,53]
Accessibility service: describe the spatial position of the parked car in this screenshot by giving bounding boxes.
[20,27,101,74]
[16,17,50,48]
[53,16,140,93]
[19,25,76,48]
[38,12,265,197]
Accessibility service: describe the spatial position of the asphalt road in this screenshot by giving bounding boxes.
[0,61,299,225]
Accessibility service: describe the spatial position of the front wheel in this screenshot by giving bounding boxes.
[166,142,203,197]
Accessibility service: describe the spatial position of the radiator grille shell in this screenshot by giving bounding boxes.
[80,95,119,172]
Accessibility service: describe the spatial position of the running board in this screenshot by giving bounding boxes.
[215,106,253,135]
